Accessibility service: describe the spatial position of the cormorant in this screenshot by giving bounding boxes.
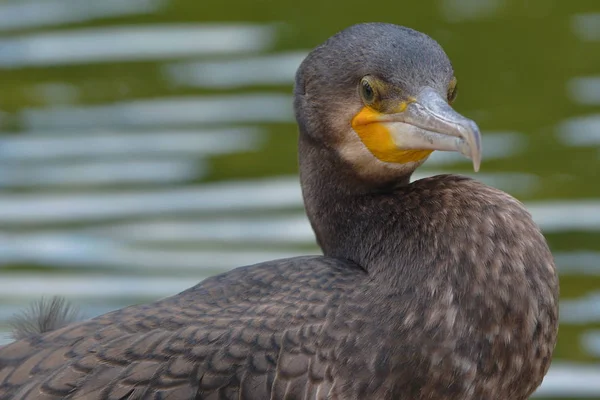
[0,23,558,400]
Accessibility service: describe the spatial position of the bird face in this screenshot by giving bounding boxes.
[294,23,482,180]
[351,73,480,171]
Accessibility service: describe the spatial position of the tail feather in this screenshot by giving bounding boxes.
[9,296,81,339]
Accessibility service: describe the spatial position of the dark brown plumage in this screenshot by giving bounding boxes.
[0,23,558,400]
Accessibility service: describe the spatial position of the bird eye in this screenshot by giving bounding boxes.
[448,77,458,104]
[360,78,376,105]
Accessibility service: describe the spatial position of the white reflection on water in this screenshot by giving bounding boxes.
[560,292,600,325]
[0,233,306,270]
[535,363,600,397]
[528,201,600,232]
[0,128,263,161]
[165,51,309,88]
[582,330,600,357]
[21,94,293,129]
[440,0,502,22]
[555,252,600,276]
[568,76,600,105]
[554,252,600,276]
[0,178,302,224]
[0,274,197,299]
[559,114,600,146]
[0,158,204,188]
[0,0,164,31]
[0,24,275,68]
[86,215,314,245]
[572,13,600,41]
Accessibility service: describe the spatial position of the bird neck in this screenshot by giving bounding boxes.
[298,133,426,283]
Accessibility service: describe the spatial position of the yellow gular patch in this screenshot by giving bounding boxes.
[351,106,433,164]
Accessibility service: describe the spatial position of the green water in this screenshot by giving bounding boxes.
[0,0,599,398]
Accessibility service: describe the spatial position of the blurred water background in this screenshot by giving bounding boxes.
[0,0,599,398]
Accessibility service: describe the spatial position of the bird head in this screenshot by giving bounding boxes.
[294,23,481,183]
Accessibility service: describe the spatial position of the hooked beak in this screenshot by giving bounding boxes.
[379,87,482,171]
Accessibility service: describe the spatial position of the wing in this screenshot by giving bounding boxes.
[0,256,365,400]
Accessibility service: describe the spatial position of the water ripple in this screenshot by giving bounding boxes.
[0,274,201,298]
[0,127,263,161]
[0,0,164,31]
[572,13,600,41]
[0,233,307,270]
[165,51,308,89]
[0,24,275,68]
[560,292,600,325]
[0,158,204,188]
[20,94,293,129]
[0,177,302,224]
[534,363,600,397]
[568,76,600,105]
[558,114,600,146]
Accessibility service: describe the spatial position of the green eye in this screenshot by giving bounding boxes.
[448,77,458,104]
[360,77,376,105]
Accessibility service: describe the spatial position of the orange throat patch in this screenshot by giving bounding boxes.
[351,106,432,164]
